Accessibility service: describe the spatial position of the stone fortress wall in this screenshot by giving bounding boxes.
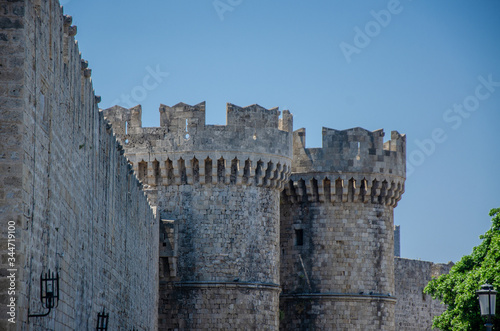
[0,1,452,330]
[395,258,454,331]
[0,0,158,329]
[104,102,294,330]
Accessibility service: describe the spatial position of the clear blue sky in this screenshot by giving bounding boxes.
[63,0,500,264]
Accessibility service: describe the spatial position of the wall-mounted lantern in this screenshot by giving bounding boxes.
[96,308,109,330]
[28,270,59,319]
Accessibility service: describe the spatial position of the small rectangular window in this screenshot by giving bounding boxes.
[295,229,304,246]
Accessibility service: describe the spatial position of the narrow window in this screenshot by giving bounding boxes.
[295,229,304,246]
[230,158,238,184]
[360,178,367,202]
[255,160,263,185]
[217,157,225,184]
[166,159,174,185]
[243,159,251,184]
[178,158,187,185]
[192,158,199,184]
[153,160,160,186]
[138,161,147,182]
[335,178,343,201]
[348,178,355,202]
[371,179,379,204]
[205,158,212,184]
[323,177,331,202]
[298,179,306,201]
[311,177,319,202]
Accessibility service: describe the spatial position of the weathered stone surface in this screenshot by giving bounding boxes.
[394,258,453,331]
[0,1,158,330]
[159,282,280,330]
[280,295,396,330]
[279,126,406,331]
[104,101,293,330]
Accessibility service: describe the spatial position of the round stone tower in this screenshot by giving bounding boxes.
[104,102,293,330]
[279,127,406,330]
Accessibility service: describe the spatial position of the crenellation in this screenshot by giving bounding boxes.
[292,127,406,178]
[129,104,142,131]
[105,103,294,158]
[279,109,293,133]
[226,103,281,129]
[159,101,206,130]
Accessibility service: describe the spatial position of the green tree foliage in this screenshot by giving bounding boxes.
[424,208,500,330]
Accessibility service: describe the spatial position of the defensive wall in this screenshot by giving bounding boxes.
[0,0,158,329]
[394,258,454,330]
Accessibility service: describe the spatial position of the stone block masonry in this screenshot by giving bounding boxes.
[394,258,453,331]
[104,102,293,330]
[0,0,158,329]
[280,127,405,331]
[0,0,25,329]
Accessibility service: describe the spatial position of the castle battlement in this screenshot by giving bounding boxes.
[103,102,292,153]
[159,102,206,131]
[293,127,406,178]
[102,102,294,191]
[283,127,406,207]
[105,102,292,133]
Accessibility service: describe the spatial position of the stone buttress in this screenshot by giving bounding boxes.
[104,102,293,330]
[279,127,406,330]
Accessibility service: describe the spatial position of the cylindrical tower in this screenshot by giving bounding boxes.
[104,102,293,330]
[280,127,406,330]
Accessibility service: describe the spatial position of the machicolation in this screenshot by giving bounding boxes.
[103,102,293,191]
